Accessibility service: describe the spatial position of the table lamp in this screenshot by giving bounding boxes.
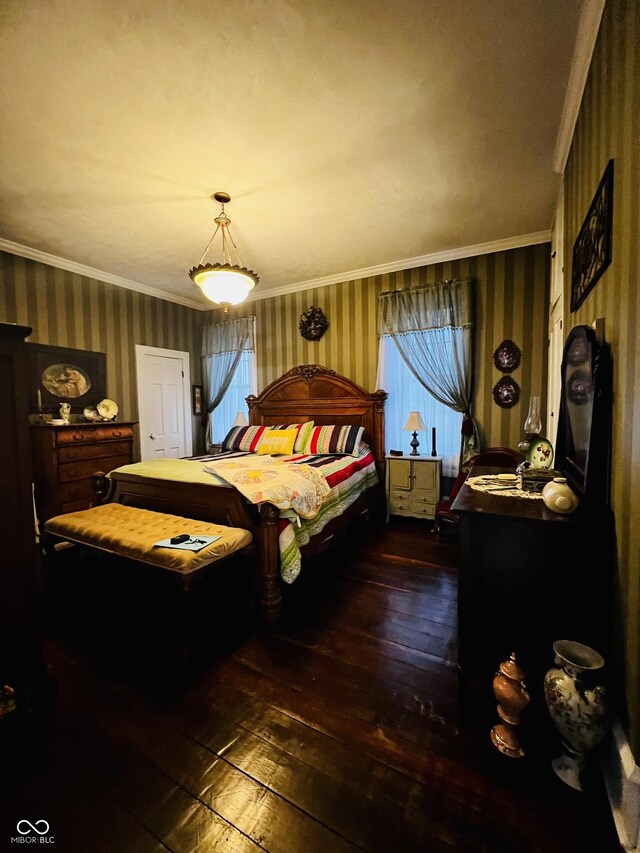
[403,411,427,456]
[232,412,248,428]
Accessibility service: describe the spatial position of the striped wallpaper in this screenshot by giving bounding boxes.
[0,242,550,460]
[212,242,551,454]
[0,252,206,455]
[563,0,640,756]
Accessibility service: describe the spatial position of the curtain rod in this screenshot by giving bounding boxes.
[378,278,469,297]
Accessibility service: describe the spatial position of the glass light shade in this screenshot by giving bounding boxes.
[524,396,542,435]
[192,266,257,306]
[403,411,427,432]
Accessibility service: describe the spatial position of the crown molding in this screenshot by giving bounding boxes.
[553,0,606,175]
[2,229,551,310]
[247,230,552,302]
[0,238,205,310]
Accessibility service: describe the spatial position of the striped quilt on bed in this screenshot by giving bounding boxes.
[190,447,379,582]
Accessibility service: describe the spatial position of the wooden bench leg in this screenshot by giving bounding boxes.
[41,531,60,559]
[178,574,195,668]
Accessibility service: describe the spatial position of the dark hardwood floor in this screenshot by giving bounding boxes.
[0,517,621,852]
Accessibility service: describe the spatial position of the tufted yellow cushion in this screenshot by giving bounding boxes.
[44,503,253,574]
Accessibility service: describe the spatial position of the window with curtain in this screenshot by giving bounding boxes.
[378,335,462,477]
[209,348,257,444]
[202,316,256,448]
[377,279,479,471]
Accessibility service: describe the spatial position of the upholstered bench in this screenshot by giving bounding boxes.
[44,502,253,573]
[43,502,253,664]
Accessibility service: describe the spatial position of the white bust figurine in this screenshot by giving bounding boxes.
[59,402,71,424]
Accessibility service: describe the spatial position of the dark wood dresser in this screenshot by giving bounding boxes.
[31,421,136,522]
[452,467,614,722]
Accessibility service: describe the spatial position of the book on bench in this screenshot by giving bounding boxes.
[153,535,221,552]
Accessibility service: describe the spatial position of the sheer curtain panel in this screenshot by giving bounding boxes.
[201,317,255,448]
[377,337,462,477]
[378,280,479,464]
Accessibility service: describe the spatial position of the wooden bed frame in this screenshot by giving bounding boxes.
[98,365,387,620]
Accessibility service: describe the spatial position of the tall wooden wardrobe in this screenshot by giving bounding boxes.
[0,322,47,707]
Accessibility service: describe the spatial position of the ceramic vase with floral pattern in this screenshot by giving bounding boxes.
[543,639,610,790]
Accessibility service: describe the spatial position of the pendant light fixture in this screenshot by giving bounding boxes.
[189,191,259,311]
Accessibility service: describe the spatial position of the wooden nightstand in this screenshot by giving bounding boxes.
[386,454,442,520]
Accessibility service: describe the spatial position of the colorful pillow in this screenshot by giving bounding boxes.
[257,428,298,456]
[270,421,314,453]
[305,424,365,457]
[221,424,271,453]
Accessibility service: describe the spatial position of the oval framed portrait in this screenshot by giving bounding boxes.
[41,363,91,398]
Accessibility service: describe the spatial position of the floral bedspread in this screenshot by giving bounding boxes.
[202,447,379,583]
[202,455,331,519]
[275,448,378,582]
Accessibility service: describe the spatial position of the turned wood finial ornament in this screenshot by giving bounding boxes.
[491,652,530,758]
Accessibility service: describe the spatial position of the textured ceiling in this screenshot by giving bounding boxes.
[0,0,583,308]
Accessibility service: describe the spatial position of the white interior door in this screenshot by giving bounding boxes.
[135,345,192,460]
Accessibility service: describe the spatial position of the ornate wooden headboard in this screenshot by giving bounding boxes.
[247,365,387,477]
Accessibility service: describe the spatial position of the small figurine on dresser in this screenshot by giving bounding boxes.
[59,402,71,424]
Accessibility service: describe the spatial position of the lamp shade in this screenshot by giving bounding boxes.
[403,411,427,432]
[191,265,257,306]
[189,193,259,310]
[232,411,248,428]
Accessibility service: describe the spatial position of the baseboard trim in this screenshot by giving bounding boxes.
[601,718,640,852]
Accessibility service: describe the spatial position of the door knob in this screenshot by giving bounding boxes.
[149,433,157,439]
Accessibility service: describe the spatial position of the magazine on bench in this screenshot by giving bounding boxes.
[153,535,221,552]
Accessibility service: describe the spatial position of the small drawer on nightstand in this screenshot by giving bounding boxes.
[389,490,411,512]
[410,501,436,519]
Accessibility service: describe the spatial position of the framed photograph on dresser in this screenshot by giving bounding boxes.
[28,343,107,413]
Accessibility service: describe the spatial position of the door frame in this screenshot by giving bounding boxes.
[135,345,193,458]
[547,182,565,445]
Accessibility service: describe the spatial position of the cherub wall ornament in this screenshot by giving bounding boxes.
[299,306,329,341]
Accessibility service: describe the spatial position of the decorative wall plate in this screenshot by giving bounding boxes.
[492,376,520,408]
[493,339,521,373]
[526,437,554,469]
[97,398,118,420]
[299,306,329,341]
